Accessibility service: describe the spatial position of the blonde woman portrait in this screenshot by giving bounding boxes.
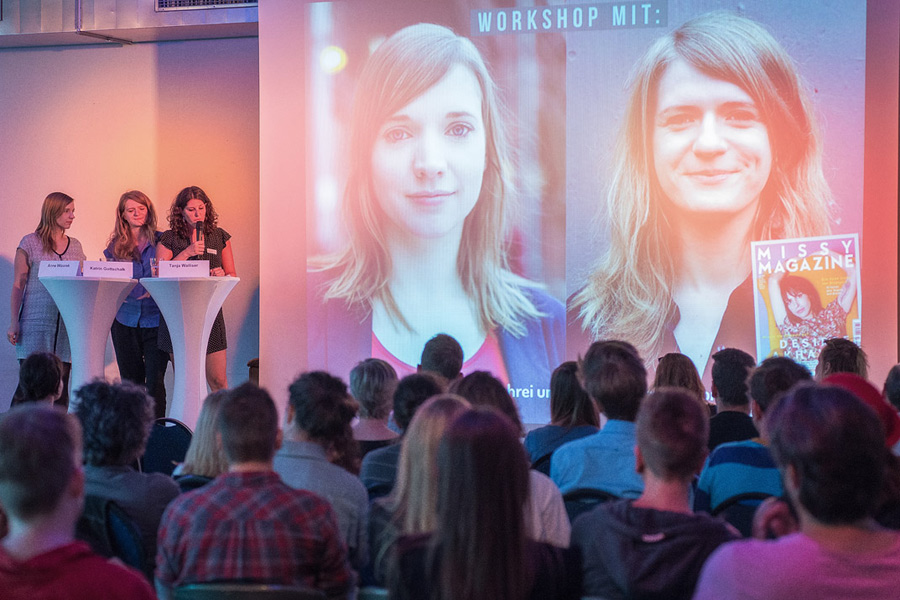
[308,23,564,423]
[567,9,860,384]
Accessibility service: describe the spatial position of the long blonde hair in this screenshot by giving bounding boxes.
[572,12,833,366]
[180,390,229,479]
[107,190,158,261]
[313,23,542,337]
[36,192,74,254]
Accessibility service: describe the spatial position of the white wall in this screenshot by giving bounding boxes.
[0,36,260,410]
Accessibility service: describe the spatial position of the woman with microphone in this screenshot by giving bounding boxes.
[156,186,235,391]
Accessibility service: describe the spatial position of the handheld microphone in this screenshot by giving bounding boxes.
[194,222,206,262]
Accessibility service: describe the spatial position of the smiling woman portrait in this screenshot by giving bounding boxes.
[308,23,564,422]
[568,11,833,382]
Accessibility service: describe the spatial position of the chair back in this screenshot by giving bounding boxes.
[174,583,326,599]
[563,488,619,523]
[358,587,389,600]
[141,417,193,476]
[76,494,147,576]
[711,491,775,537]
[530,452,553,476]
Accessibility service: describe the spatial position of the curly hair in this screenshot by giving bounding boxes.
[74,380,154,467]
[16,351,63,403]
[167,186,219,240]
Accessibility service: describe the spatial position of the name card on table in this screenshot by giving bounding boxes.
[82,261,133,279]
[158,260,210,278]
[38,261,79,277]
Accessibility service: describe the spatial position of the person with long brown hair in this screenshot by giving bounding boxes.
[104,190,168,417]
[156,186,236,391]
[390,408,580,600]
[8,192,85,407]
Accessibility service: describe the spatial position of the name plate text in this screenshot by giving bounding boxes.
[158,260,210,278]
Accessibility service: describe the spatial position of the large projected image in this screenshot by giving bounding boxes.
[300,0,876,423]
[305,3,566,424]
[565,2,865,389]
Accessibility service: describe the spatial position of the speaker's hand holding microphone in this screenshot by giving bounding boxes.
[188,222,206,258]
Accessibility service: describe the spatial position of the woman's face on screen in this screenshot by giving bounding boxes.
[787,290,813,320]
[652,59,772,220]
[370,64,486,243]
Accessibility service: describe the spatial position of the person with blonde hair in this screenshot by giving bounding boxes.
[569,12,833,386]
[367,393,469,586]
[8,192,86,408]
[308,23,563,423]
[173,390,230,492]
[104,190,168,417]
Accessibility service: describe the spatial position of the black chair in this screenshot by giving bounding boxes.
[358,588,389,600]
[76,494,147,577]
[711,491,775,537]
[530,452,553,477]
[175,474,214,493]
[140,417,193,476]
[563,488,619,523]
[173,583,326,599]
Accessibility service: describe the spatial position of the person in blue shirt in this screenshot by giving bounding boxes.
[104,190,168,417]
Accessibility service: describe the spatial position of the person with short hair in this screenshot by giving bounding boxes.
[815,337,868,380]
[11,351,63,406]
[74,380,180,574]
[572,389,738,599]
[883,364,900,413]
[708,348,758,451]
[550,341,646,498]
[350,358,399,457]
[695,357,811,515]
[155,383,352,599]
[0,404,154,600]
[274,371,369,570]
[418,333,464,382]
[359,372,445,499]
[694,383,900,599]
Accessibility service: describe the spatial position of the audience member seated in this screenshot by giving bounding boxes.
[368,394,470,586]
[452,371,570,547]
[695,357,811,515]
[815,337,868,379]
[883,364,900,455]
[172,390,229,492]
[10,351,63,407]
[571,388,738,599]
[274,371,369,570]
[350,358,399,457]
[417,333,464,383]
[360,372,445,499]
[708,348,758,451]
[550,341,646,499]
[74,380,180,574]
[653,352,707,406]
[524,361,599,475]
[155,382,352,599]
[0,404,154,599]
[694,383,900,599]
[390,409,581,600]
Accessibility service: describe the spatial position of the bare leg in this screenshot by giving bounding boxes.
[205,349,228,391]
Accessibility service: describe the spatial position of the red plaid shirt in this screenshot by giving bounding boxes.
[155,470,352,597]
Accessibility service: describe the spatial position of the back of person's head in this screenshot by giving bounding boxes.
[711,348,756,407]
[767,382,885,524]
[15,352,63,405]
[637,388,709,481]
[550,361,598,427]
[393,372,447,432]
[75,380,154,467]
[884,364,900,412]
[350,358,397,420]
[180,390,230,478]
[823,373,900,448]
[419,334,464,381]
[816,338,868,380]
[0,405,80,522]
[580,340,647,421]
[288,371,359,473]
[392,394,470,534]
[748,356,811,415]
[218,383,279,465]
[450,371,524,436]
[433,408,530,600]
[653,353,705,403]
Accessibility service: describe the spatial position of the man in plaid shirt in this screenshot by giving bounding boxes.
[155,383,353,599]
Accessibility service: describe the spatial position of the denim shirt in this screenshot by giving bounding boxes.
[103,232,162,328]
